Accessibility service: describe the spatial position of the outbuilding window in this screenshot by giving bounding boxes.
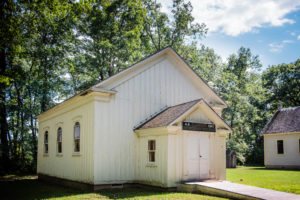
[57,127,62,153]
[74,122,80,152]
[44,131,48,154]
[277,140,284,154]
[148,140,156,162]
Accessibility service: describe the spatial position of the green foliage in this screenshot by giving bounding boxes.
[262,59,300,112]
[219,47,266,164]
[141,0,207,53]
[78,0,146,82]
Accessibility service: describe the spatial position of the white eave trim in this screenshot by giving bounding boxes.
[263,131,300,136]
[36,88,116,119]
[169,100,232,132]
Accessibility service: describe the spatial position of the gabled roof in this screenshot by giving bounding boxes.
[134,99,231,131]
[37,46,227,118]
[93,46,227,107]
[261,106,300,135]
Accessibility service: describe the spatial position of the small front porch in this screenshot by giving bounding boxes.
[134,99,232,188]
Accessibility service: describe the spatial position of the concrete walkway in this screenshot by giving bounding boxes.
[178,181,300,200]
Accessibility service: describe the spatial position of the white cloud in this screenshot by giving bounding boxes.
[158,0,300,36]
[269,40,293,53]
[298,35,300,40]
[282,40,293,44]
[291,32,296,36]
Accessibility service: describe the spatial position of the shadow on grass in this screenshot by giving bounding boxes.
[0,176,177,200]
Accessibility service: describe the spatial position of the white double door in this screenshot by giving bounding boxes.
[186,133,210,180]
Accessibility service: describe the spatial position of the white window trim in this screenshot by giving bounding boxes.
[55,122,64,156]
[147,139,157,166]
[72,116,82,156]
[44,131,49,154]
[42,126,50,156]
[276,139,284,155]
[298,138,300,155]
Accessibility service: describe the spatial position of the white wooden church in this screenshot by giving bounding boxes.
[37,47,232,188]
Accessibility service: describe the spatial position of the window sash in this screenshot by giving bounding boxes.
[44,132,48,144]
[74,125,80,139]
[57,128,62,142]
[149,151,155,162]
[148,140,156,150]
[277,140,284,154]
[57,141,62,153]
[148,140,156,162]
[44,144,48,153]
[74,139,80,152]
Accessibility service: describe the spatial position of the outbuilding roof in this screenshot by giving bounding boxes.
[261,106,300,135]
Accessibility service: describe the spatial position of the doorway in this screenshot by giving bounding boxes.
[185,133,210,180]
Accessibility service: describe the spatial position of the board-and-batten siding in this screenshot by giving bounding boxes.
[136,135,169,187]
[184,109,212,124]
[94,56,212,184]
[37,101,94,184]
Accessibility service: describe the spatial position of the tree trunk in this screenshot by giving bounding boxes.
[0,49,10,171]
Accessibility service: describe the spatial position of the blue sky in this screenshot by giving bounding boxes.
[158,0,300,69]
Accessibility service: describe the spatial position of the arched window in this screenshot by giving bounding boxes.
[74,122,80,152]
[57,127,62,153]
[44,131,49,154]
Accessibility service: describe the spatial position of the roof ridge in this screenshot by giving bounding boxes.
[168,99,202,108]
[93,46,172,88]
[280,106,300,111]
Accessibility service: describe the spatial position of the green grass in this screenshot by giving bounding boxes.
[226,166,300,194]
[0,175,229,200]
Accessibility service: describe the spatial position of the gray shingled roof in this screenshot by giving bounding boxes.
[261,106,300,134]
[135,99,202,130]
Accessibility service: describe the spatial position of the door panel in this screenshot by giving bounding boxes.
[186,134,200,180]
[186,133,210,180]
[199,134,210,179]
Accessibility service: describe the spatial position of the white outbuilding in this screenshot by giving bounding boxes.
[37,47,232,188]
[261,106,300,169]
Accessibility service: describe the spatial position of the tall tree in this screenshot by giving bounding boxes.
[262,59,300,111]
[78,0,146,82]
[141,0,207,53]
[220,47,266,164]
[0,0,22,171]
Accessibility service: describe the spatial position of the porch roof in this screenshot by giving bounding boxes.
[134,99,231,131]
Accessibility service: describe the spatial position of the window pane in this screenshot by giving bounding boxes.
[149,152,155,162]
[277,140,284,154]
[57,127,62,142]
[58,142,62,153]
[74,123,80,139]
[148,140,155,150]
[74,139,80,152]
[44,144,48,153]
[44,131,48,144]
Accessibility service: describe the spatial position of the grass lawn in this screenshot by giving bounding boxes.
[0,175,230,200]
[227,166,300,194]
